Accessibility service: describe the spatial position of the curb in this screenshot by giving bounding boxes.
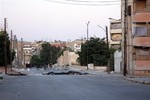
[124,77,150,85]
[7,72,27,76]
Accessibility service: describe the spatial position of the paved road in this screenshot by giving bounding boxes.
[0,74,150,100]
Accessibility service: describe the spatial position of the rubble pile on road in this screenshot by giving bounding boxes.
[7,71,26,76]
[0,67,26,76]
[42,70,89,75]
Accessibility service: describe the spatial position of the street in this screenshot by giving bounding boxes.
[0,70,150,100]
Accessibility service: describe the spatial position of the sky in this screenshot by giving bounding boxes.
[0,0,121,42]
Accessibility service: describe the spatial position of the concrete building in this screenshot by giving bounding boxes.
[54,39,86,66]
[66,39,86,52]
[121,0,150,76]
[17,39,24,67]
[17,40,47,67]
[32,41,44,56]
[57,50,79,66]
[50,41,66,49]
[23,41,36,67]
[109,19,122,50]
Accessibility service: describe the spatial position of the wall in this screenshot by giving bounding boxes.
[114,51,122,73]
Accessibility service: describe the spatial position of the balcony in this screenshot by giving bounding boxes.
[110,29,122,33]
[133,37,150,47]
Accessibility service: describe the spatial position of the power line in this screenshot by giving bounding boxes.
[45,0,120,6]
[65,0,120,3]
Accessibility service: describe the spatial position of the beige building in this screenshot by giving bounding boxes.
[121,0,150,76]
[56,39,86,66]
[66,39,86,52]
[15,39,23,67]
[17,40,45,67]
[109,19,122,50]
[23,42,32,67]
[57,50,79,66]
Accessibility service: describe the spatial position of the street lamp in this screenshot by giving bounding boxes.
[86,21,90,70]
[97,25,110,73]
[109,18,121,21]
[97,25,109,54]
[86,21,90,40]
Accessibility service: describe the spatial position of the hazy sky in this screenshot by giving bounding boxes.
[0,0,121,42]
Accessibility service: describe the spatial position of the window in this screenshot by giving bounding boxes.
[111,23,121,29]
[133,47,150,60]
[138,49,150,56]
[133,26,147,37]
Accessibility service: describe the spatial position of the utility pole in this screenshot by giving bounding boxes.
[105,26,110,73]
[123,0,127,76]
[21,38,23,67]
[86,21,90,70]
[97,25,109,73]
[4,18,7,74]
[10,30,13,71]
[105,26,109,54]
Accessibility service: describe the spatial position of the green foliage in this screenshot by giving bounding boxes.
[108,47,116,71]
[11,50,16,63]
[77,37,109,66]
[30,42,61,66]
[30,55,41,67]
[40,42,60,65]
[57,46,67,57]
[0,31,14,66]
[57,46,73,57]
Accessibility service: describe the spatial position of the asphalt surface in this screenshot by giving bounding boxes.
[0,71,150,100]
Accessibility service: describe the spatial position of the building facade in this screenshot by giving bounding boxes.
[109,19,122,50]
[122,0,150,76]
[57,50,79,66]
[66,39,86,52]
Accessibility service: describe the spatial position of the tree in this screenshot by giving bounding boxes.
[40,42,60,65]
[30,55,41,67]
[77,37,109,66]
[0,31,15,66]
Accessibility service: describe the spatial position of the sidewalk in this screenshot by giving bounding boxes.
[107,72,150,85]
[0,67,26,77]
[69,66,150,85]
[124,76,150,85]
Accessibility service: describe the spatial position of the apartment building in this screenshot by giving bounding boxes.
[17,40,45,67]
[122,0,150,76]
[23,41,36,67]
[109,19,122,50]
[66,39,86,52]
[50,40,66,49]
